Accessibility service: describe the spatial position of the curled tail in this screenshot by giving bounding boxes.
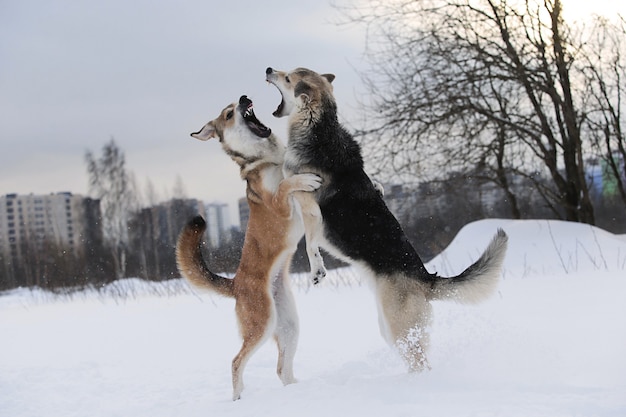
[427,228,508,303]
[176,216,235,298]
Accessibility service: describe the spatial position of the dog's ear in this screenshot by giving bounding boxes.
[190,122,217,141]
[294,81,311,105]
[322,73,335,84]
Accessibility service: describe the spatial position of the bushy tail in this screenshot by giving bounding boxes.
[427,228,508,303]
[176,216,235,298]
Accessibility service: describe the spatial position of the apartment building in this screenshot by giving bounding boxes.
[205,202,231,248]
[0,192,101,261]
[131,198,231,250]
[238,197,250,232]
[127,198,231,278]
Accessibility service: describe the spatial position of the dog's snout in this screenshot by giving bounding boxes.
[266,67,273,75]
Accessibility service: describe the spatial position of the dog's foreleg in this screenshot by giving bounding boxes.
[270,173,322,218]
[370,178,385,197]
[296,192,327,284]
[271,173,327,283]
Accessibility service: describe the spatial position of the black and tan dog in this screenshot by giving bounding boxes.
[176,95,320,400]
[266,67,508,371]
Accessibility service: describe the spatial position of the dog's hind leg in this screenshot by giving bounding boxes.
[376,278,432,372]
[272,263,299,385]
[296,192,327,284]
[232,295,274,401]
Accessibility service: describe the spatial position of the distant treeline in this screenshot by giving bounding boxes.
[1,179,624,293]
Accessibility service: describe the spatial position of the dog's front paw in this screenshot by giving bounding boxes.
[372,181,384,197]
[312,266,327,285]
[293,173,322,192]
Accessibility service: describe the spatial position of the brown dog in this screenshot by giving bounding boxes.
[176,95,320,400]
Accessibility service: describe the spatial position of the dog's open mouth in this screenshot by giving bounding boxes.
[239,95,271,138]
[272,98,285,118]
[267,83,285,117]
[265,70,285,117]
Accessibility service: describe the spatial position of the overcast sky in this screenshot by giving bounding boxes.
[0,0,368,225]
[1,1,623,226]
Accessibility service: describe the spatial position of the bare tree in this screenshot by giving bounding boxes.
[339,0,626,224]
[580,16,626,206]
[172,175,188,199]
[144,178,161,207]
[85,139,137,279]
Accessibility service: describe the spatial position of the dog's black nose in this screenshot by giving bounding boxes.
[239,95,251,106]
[266,67,273,75]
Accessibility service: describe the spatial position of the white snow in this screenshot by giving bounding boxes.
[1,219,625,416]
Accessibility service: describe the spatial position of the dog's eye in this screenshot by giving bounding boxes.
[226,110,234,120]
[285,75,290,83]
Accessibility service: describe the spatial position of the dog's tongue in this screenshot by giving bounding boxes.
[244,107,271,138]
[247,118,271,138]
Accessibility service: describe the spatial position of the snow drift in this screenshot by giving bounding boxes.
[1,219,625,417]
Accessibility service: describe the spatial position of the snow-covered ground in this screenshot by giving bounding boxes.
[1,219,625,417]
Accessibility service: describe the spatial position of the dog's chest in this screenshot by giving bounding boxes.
[283,147,305,175]
[261,165,283,194]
